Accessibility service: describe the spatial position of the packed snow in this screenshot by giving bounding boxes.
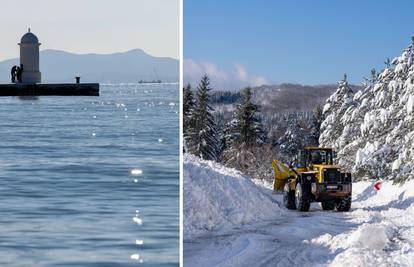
[184,155,414,267]
[183,154,281,240]
[305,180,414,267]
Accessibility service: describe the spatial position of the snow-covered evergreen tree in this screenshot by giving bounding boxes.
[183,84,195,120]
[231,87,265,146]
[319,35,414,182]
[221,118,239,151]
[222,87,266,174]
[319,74,355,151]
[183,84,196,152]
[189,75,220,161]
[278,114,305,158]
[306,105,323,146]
[363,68,379,86]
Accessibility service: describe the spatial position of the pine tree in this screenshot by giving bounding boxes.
[363,68,378,85]
[232,87,265,146]
[278,114,304,158]
[318,35,414,182]
[183,84,195,119]
[307,105,323,146]
[221,118,239,151]
[384,58,391,68]
[190,75,220,161]
[183,84,196,152]
[319,74,354,149]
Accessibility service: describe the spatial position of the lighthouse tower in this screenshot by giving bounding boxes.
[18,28,41,84]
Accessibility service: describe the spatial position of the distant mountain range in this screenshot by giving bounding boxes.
[0,49,179,83]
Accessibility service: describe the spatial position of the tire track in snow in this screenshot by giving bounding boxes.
[185,204,358,267]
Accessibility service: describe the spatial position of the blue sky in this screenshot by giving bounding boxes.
[184,0,414,88]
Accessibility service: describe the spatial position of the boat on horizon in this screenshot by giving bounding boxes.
[138,79,162,84]
[138,68,162,84]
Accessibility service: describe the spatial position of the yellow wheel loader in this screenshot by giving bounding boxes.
[272,147,352,212]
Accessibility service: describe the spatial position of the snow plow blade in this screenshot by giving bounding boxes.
[272,160,296,190]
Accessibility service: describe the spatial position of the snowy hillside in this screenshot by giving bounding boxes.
[183,154,281,240]
[320,36,414,182]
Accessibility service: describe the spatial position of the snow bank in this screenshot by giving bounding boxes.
[308,180,414,267]
[184,154,280,240]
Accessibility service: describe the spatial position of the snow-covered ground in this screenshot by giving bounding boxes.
[184,154,281,240]
[184,155,414,267]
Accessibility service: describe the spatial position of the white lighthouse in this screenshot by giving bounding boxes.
[18,28,41,84]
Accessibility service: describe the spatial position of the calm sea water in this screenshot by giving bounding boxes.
[0,84,179,266]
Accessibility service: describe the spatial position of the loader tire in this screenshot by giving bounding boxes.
[283,183,296,210]
[321,200,335,210]
[336,196,351,212]
[295,183,310,212]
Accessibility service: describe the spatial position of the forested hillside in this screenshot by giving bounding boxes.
[183,79,360,179]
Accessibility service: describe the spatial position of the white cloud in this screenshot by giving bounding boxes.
[184,59,269,90]
[250,75,268,87]
[234,63,248,82]
[202,62,228,82]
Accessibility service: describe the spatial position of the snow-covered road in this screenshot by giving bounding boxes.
[185,180,414,267]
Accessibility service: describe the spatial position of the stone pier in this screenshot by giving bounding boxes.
[0,83,99,96]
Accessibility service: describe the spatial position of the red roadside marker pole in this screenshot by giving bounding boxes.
[374,180,382,191]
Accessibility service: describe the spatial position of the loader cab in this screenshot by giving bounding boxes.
[297,147,335,168]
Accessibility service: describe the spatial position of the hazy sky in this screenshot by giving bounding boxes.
[0,0,179,61]
[185,0,414,88]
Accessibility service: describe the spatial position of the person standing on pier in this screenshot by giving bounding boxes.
[10,65,17,83]
[16,65,23,83]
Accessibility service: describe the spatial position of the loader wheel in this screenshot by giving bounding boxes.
[283,183,296,210]
[295,183,310,212]
[321,200,335,210]
[336,196,351,212]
